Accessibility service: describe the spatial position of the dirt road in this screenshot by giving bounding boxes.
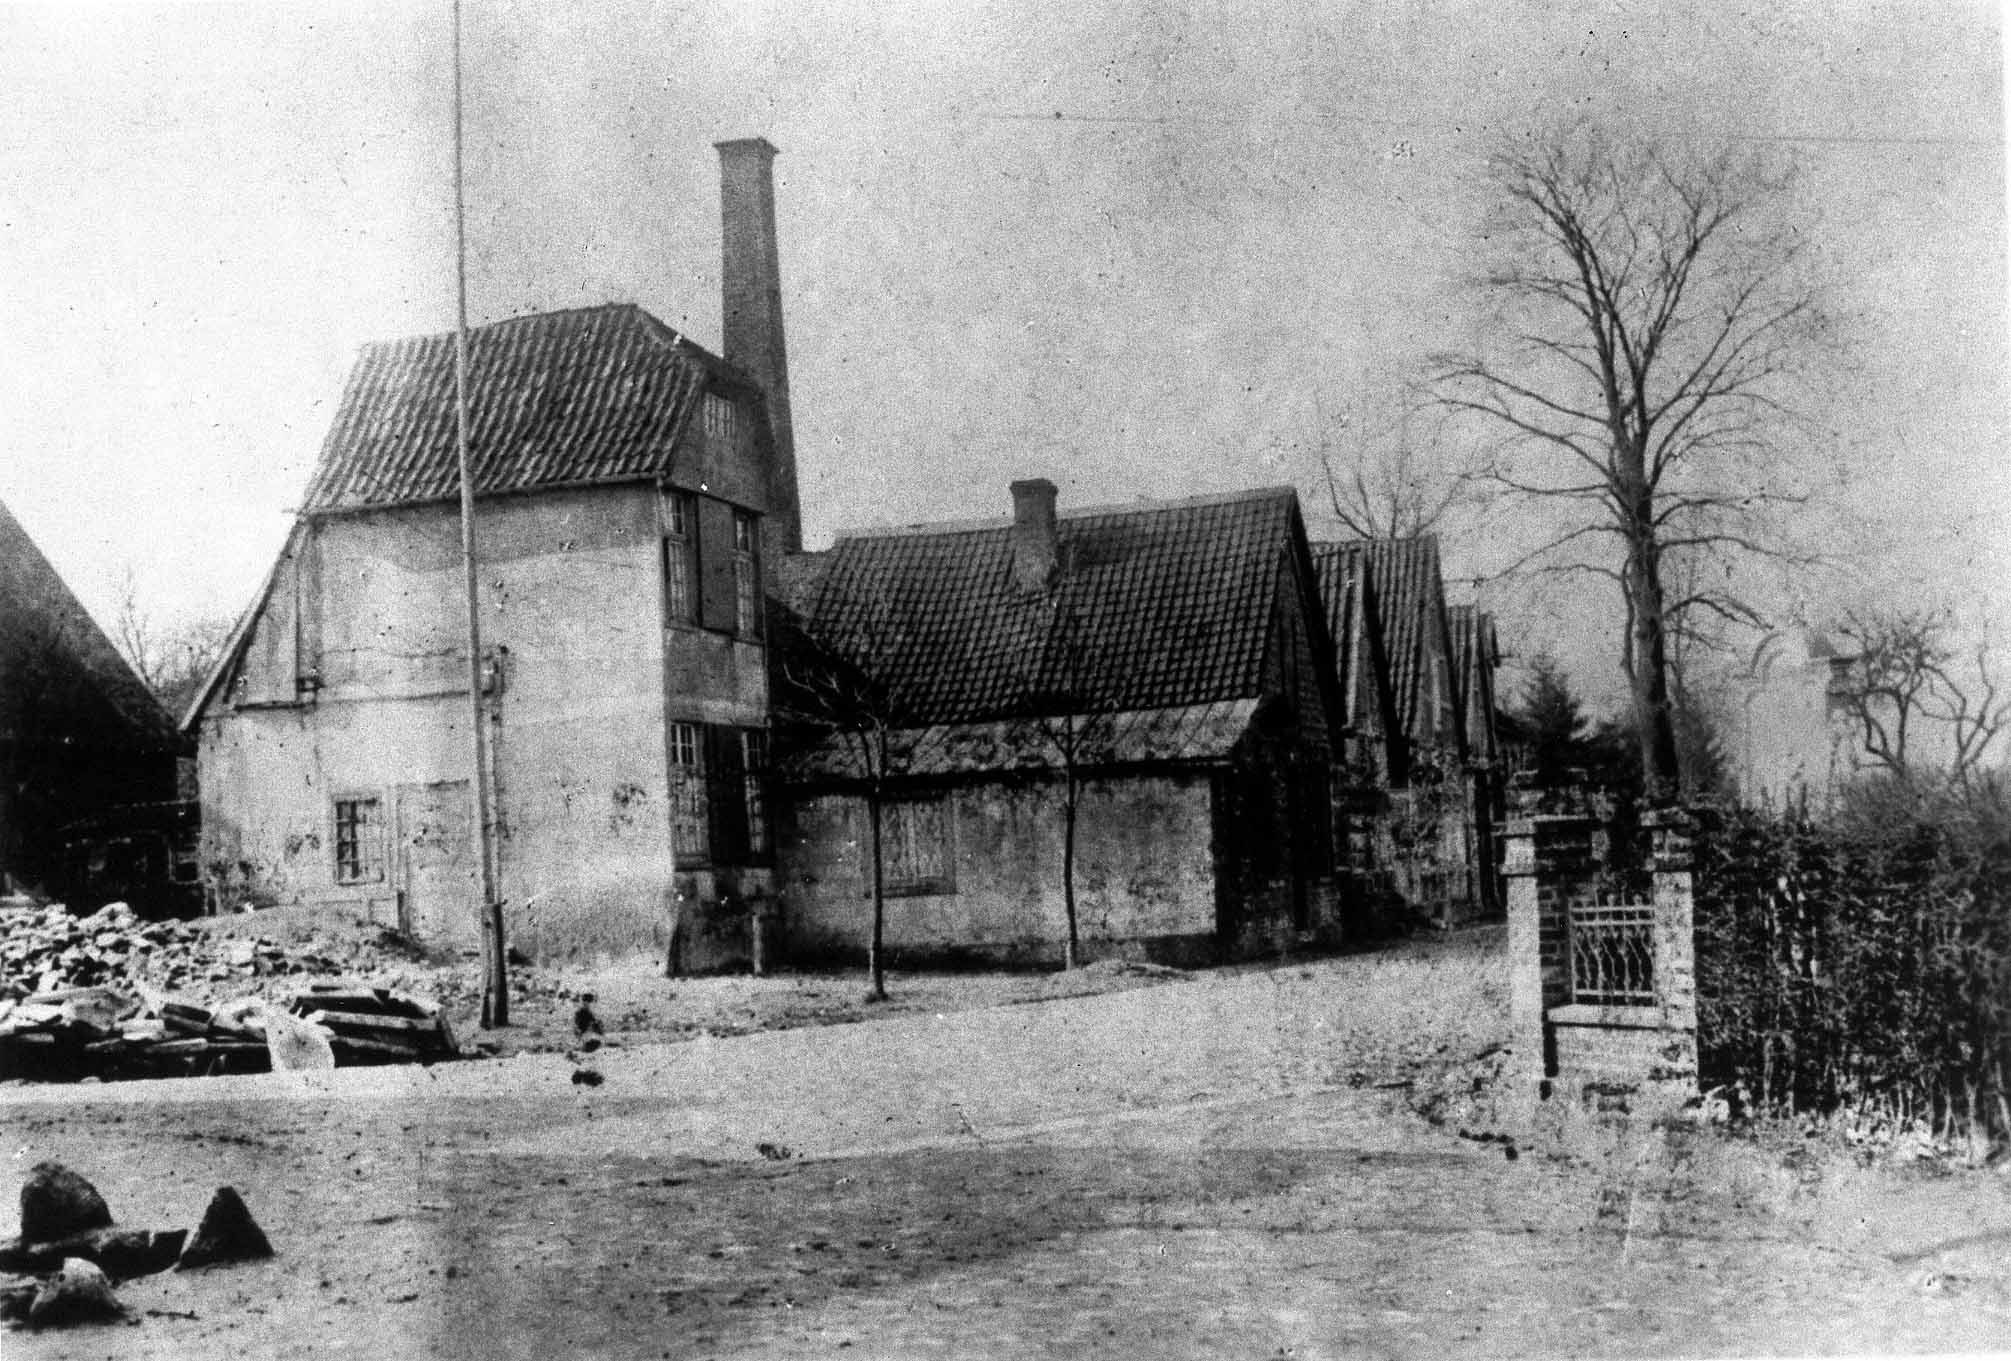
[4,945,2008,1358]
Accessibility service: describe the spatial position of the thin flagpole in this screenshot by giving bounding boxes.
[452,0,507,1026]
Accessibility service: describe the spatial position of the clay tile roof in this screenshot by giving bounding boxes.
[792,488,1302,730]
[783,700,1265,782]
[1447,604,1499,758]
[299,303,729,514]
[1310,535,1447,745]
[1309,543,1366,724]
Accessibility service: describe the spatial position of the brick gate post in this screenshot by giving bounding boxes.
[1640,808,1710,1089]
[1504,812,1600,1085]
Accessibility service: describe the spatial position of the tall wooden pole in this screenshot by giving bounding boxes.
[452,0,508,1026]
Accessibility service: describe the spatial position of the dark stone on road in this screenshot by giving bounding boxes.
[19,1163,112,1243]
[0,1226,187,1279]
[176,1187,273,1270]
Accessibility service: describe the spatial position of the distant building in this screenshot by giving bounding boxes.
[1726,630,1857,805]
[769,482,1345,966]
[0,499,188,909]
[1312,536,1500,927]
[187,141,798,959]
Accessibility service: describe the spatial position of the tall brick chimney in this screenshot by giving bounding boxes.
[716,137,800,556]
[1010,478,1059,594]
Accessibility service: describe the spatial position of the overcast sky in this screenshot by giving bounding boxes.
[1,0,2003,709]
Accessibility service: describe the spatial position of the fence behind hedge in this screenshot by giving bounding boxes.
[1693,792,2011,1144]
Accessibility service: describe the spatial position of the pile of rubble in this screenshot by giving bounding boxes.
[0,899,460,1081]
[0,899,429,1005]
[1,1162,271,1331]
[0,983,460,1081]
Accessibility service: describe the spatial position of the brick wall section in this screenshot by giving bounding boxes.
[1645,809,1700,1036]
[1550,1020,1697,1082]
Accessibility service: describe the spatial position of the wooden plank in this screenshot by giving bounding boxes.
[327,1033,425,1061]
[291,989,430,1018]
[304,1010,445,1036]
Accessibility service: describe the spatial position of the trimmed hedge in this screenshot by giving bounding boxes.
[1694,786,2011,1143]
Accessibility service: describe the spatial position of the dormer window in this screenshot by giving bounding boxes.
[703,393,740,444]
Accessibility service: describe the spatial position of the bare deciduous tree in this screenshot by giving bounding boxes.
[772,587,915,1001]
[1013,586,1111,970]
[1318,440,1464,543]
[111,567,233,720]
[1833,609,2009,789]
[1307,396,1466,542]
[1434,123,1829,802]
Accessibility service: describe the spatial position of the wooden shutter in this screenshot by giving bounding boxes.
[698,496,738,632]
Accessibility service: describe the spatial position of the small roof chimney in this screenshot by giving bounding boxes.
[715,137,800,556]
[1009,478,1058,594]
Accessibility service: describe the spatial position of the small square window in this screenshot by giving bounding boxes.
[878,795,954,896]
[334,797,385,885]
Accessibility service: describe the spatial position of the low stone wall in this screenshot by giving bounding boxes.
[1548,1005,1699,1084]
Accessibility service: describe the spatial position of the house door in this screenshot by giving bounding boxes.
[395,781,480,951]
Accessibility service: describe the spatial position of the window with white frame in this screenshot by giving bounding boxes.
[878,795,953,896]
[662,489,698,624]
[733,509,761,638]
[742,730,770,857]
[668,722,708,861]
[333,797,385,885]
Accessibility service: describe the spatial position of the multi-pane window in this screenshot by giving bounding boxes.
[742,730,770,857]
[662,489,698,624]
[669,722,708,862]
[703,393,739,444]
[733,509,761,638]
[880,795,953,896]
[333,797,385,885]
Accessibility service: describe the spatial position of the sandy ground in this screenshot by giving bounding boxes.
[4,931,2010,1359]
[152,902,1207,1058]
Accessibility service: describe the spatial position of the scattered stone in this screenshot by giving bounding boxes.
[0,1226,186,1279]
[96,1227,189,1280]
[20,1163,111,1244]
[756,1143,794,1162]
[175,1188,272,1270]
[1915,1270,1968,1296]
[263,1010,336,1073]
[26,1258,122,1328]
